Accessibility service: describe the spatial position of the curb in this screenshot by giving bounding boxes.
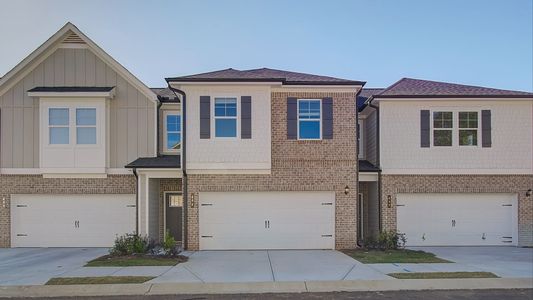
[0,278,531,298]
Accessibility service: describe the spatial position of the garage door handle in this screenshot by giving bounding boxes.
[201,235,213,238]
[321,234,332,237]
[396,204,405,207]
[16,205,27,207]
[17,234,27,237]
[126,205,136,207]
[321,202,333,205]
[502,204,512,207]
[201,203,213,206]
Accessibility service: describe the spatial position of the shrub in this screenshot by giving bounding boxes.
[162,230,178,256]
[110,233,151,256]
[363,230,406,250]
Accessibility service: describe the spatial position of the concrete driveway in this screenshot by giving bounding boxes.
[0,248,108,286]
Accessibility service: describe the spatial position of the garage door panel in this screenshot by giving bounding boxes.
[11,194,135,247]
[397,193,517,246]
[199,191,335,250]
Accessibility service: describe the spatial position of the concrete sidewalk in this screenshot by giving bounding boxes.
[0,278,531,298]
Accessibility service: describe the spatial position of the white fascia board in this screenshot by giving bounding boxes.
[359,172,379,182]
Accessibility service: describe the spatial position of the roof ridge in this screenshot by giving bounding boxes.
[377,77,407,95]
[402,77,533,94]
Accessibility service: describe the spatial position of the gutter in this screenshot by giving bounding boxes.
[367,97,383,233]
[166,85,188,250]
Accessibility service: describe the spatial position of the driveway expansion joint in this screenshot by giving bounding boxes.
[267,250,276,282]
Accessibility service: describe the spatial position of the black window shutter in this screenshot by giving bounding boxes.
[420,110,430,147]
[481,110,492,147]
[287,97,297,139]
[199,96,211,139]
[241,96,252,139]
[322,97,333,139]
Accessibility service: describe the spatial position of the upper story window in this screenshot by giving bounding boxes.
[358,119,364,158]
[49,107,97,145]
[459,112,478,146]
[76,108,96,144]
[164,112,181,151]
[214,97,237,138]
[49,108,70,144]
[298,99,321,140]
[433,111,453,146]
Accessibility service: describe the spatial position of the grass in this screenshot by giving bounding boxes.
[388,272,499,279]
[342,249,451,264]
[45,276,155,285]
[85,255,188,267]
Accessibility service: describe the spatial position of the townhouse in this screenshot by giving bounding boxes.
[0,23,531,249]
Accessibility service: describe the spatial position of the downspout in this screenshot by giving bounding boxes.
[156,97,163,156]
[132,168,139,234]
[355,89,363,248]
[368,98,382,233]
[167,85,188,250]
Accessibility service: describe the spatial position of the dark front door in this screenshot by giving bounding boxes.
[165,193,183,242]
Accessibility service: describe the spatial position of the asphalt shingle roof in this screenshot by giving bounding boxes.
[357,88,385,111]
[375,78,533,98]
[151,88,179,101]
[28,86,115,92]
[125,155,181,169]
[166,68,365,85]
[359,160,380,172]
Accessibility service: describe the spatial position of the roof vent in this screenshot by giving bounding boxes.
[62,32,85,44]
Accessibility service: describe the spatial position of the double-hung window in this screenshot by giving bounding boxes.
[49,108,70,144]
[165,112,181,151]
[298,99,321,140]
[459,112,478,146]
[214,97,237,138]
[433,111,453,146]
[76,108,97,144]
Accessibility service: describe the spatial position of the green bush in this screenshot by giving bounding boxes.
[162,230,178,256]
[110,234,150,256]
[364,230,406,250]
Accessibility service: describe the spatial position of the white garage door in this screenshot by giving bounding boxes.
[397,193,517,246]
[11,194,136,247]
[199,192,335,250]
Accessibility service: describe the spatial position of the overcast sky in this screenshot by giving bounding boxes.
[0,0,531,91]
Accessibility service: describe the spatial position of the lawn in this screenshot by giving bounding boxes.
[342,249,451,264]
[46,276,155,285]
[85,255,188,267]
[388,272,498,279]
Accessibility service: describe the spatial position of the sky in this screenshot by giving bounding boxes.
[0,0,532,91]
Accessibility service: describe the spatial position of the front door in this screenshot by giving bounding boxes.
[165,193,183,242]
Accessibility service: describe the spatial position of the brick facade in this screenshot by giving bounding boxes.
[0,174,136,248]
[186,91,359,250]
[381,174,533,246]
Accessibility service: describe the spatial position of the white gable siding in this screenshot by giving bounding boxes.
[179,85,271,172]
[0,48,156,169]
[380,100,533,174]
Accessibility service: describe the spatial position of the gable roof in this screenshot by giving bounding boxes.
[357,88,385,111]
[0,22,157,102]
[166,68,365,86]
[151,88,179,101]
[374,78,533,99]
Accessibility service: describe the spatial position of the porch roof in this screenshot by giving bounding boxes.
[125,155,181,169]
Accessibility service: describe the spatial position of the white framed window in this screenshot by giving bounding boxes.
[214,97,238,138]
[458,111,478,146]
[164,111,181,151]
[358,119,364,158]
[432,111,453,147]
[48,108,70,144]
[76,108,96,144]
[298,99,321,140]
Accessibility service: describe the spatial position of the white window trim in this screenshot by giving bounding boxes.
[212,96,239,139]
[163,110,181,153]
[430,109,481,148]
[48,107,70,145]
[48,106,99,147]
[75,108,97,145]
[297,98,322,140]
[358,119,364,159]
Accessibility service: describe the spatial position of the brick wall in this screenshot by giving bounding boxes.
[0,174,136,248]
[187,91,359,250]
[381,174,533,246]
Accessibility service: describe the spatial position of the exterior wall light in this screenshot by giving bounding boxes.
[527,189,532,197]
[190,193,195,207]
[387,195,392,208]
[1,197,6,208]
[344,186,350,195]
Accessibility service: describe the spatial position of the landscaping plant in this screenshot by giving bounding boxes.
[363,230,406,250]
